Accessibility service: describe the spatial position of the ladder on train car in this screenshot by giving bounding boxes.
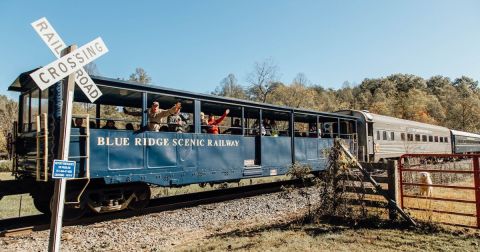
[35,114,92,204]
[65,114,91,204]
[36,113,49,181]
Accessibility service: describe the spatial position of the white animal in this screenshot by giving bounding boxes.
[418,172,433,197]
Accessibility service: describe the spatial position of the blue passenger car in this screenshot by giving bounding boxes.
[6,70,358,218]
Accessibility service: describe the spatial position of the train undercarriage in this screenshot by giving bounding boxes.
[0,177,151,221]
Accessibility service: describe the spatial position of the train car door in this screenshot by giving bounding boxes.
[367,122,374,159]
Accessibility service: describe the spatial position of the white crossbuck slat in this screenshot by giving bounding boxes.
[30,17,106,102]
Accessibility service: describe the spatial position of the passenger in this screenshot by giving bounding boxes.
[74,118,83,128]
[207,109,230,134]
[123,101,181,131]
[200,112,210,133]
[223,119,242,135]
[168,111,189,133]
[102,120,117,130]
[309,123,319,138]
[125,123,134,130]
[89,121,96,129]
[263,118,271,136]
[270,119,278,137]
[252,119,266,136]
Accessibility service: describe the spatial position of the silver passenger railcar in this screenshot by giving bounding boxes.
[451,130,480,154]
[337,110,451,162]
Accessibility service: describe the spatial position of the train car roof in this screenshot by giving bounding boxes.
[451,130,480,139]
[8,69,358,121]
[338,109,450,132]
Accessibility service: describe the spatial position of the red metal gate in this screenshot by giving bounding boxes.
[398,154,480,228]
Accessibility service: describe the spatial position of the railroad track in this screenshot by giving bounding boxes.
[0,179,303,237]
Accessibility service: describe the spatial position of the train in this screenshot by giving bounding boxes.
[2,69,480,220]
[337,110,480,162]
[2,69,358,220]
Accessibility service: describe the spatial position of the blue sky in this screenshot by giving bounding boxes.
[1,0,479,99]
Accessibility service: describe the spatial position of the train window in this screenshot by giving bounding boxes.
[391,132,395,141]
[40,89,48,119]
[434,136,439,142]
[383,131,388,140]
[415,134,420,142]
[21,93,30,132]
[30,89,40,131]
[422,135,427,142]
[73,102,97,128]
[201,101,235,135]
[377,131,380,140]
[445,137,448,143]
[294,114,312,137]
[401,133,405,141]
[439,137,444,143]
[407,133,413,141]
[220,107,244,135]
[429,136,433,142]
[263,110,289,137]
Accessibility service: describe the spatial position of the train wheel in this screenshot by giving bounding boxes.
[49,192,88,221]
[33,195,51,215]
[128,184,151,211]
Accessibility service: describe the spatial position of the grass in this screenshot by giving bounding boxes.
[0,172,41,219]
[176,221,480,252]
[403,177,477,227]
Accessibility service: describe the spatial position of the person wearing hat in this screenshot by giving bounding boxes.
[123,101,181,131]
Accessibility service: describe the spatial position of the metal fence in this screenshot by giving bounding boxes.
[398,154,480,228]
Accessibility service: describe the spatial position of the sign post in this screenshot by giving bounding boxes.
[48,45,77,252]
[28,17,109,252]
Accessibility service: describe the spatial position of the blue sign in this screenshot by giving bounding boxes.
[52,160,76,179]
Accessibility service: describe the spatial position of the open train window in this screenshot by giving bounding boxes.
[422,135,427,142]
[294,114,316,137]
[21,92,30,132]
[263,110,289,137]
[429,136,433,142]
[390,132,395,141]
[434,136,439,142]
[201,101,236,135]
[415,134,420,142]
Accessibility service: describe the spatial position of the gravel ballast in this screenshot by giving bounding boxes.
[1,188,318,251]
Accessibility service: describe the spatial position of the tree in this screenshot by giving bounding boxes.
[246,58,279,103]
[129,68,152,84]
[0,95,18,154]
[212,74,247,99]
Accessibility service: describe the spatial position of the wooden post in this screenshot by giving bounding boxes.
[48,45,77,252]
[387,160,399,220]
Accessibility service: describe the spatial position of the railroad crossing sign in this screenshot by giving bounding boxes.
[27,17,109,252]
[30,17,107,102]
